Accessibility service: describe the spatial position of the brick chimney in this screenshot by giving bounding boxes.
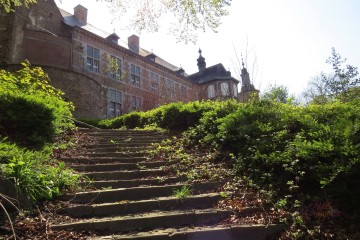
[128,35,139,53]
[74,5,88,25]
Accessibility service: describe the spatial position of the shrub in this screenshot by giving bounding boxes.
[0,61,75,148]
[0,140,80,201]
[0,94,55,148]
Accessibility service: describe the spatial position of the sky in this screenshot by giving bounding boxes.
[54,0,360,96]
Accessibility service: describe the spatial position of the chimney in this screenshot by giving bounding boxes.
[128,35,139,53]
[74,5,88,25]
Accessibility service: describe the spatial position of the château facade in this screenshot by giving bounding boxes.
[0,0,258,119]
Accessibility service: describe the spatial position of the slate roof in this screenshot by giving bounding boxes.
[188,63,239,84]
[58,8,182,73]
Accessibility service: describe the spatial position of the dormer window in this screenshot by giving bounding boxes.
[176,67,185,76]
[146,53,157,62]
[106,33,120,45]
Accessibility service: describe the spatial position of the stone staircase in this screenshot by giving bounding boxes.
[51,129,283,240]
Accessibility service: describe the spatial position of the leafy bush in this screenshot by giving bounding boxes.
[0,140,79,201]
[0,95,55,148]
[0,61,75,148]
[96,100,232,131]
[0,62,79,205]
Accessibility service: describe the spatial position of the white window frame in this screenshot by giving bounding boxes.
[181,85,187,97]
[131,64,140,87]
[108,89,122,118]
[131,96,141,111]
[221,82,229,96]
[150,72,160,93]
[233,83,238,97]
[208,84,215,98]
[166,79,175,99]
[110,56,122,81]
[86,45,100,73]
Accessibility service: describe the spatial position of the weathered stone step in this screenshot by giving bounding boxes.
[68,161,171,172]
[92,141,156,147]
[85,152,147,158]
[59,193,226,218]
[60,157,147,164]
[61,182,222,204]
[88,147,150,153]
[88,145,152,151]
[91,135,165,139]
[82,176,186,189]
[51,209,232,233]
[83,168,166,181]
[96,224,284,240]
[79,128,164,134]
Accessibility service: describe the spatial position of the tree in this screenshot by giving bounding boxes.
[262,84,289,103]
[303,73,331,105]
[0,0,36,13]
[100,0,232,43]
[326,47,359,96]
[2,0,232,43]
[303,48,359,104]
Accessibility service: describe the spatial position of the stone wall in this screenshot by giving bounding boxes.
[44,67,105,119]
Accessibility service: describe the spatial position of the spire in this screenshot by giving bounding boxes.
[240,57,254,92]
[197,48,206,73]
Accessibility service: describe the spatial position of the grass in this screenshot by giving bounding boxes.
[173,185,192,199]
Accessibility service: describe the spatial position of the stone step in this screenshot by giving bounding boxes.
[95,224,284,240]
[68,161,172,172]
[88,147,150,153]
[51,209,232,233]
[61,182,222,204]
[94,142,157,147]
[60,157,147,164]
[58,193,226,218]
[83,176,187,189]
[79,128,164,135]
[83,168,166,181]
[88,145,152,151]
[84,152,148,158]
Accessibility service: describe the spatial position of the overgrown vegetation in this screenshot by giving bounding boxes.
[93,97,359,238]
[0,62,79,209]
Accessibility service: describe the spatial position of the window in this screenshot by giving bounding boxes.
[181,85,187,97]
[131,96,141,111]
[233,83,238,97]
[110,56,122,81]
[131,64,140,87]
[208,84,215,98]
[221,82,229,96]
[108,89,122,118]
[166,79,175,99]
[151,82,159,93]
[150,72,160,93]
[150,72,160,82]
[86,45,100,73]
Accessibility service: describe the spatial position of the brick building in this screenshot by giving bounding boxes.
[0,0,258,119]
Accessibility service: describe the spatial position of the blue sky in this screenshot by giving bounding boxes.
[54,0,360,96]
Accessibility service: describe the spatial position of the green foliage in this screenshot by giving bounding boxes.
[0,0,37,13]
[304,48,359,104]
[0,62,79,205]
[0,61,75,148]
[0,140,80,202]
[173,185,192,199]
[261,84,290,103]
[104,0,232,43]
[326,47,359,96]
[214,100,359,198]
[97,100,219,131]
[0,95,55,148]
